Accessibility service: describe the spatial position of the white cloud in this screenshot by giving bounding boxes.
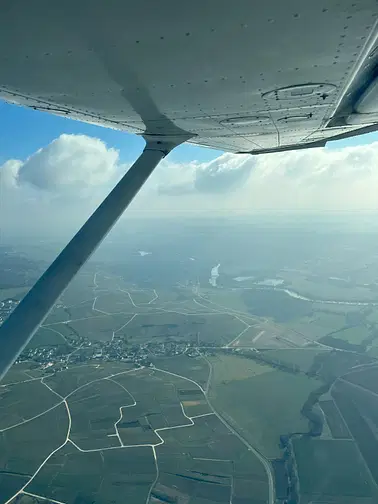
[2,133,378,238]
[0,160,22,188]
[16,134,121,193]
[155,142,378,213]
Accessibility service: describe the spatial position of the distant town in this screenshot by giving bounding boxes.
[17,334,215,372]
[2,295,220,373]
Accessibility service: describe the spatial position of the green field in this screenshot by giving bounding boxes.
[26,326,69,349]
[242,288,313,323]
[65,299,98,319]
[39,321,81,344]
[209,353,273,383]
[315,351,374,382]
[156,414,268,504]
[334,326,371,345]
[344,367,378,394]
[0,360,270,504]
[1,363,44,386]
[44,362,134,398]
[127,289,157,304]
[68,379,135,450]
[200,289,250,311]
[28,443,156,504]
[60,277,95,306]
[121,312,246,346]
[209,354,319,458]
[284,312,346,340]
[152,354,210,389]
[263,348,330,372]
[67,313,134,342]
[94,292,137,314]
[293,438,375,503]
[332,380,378,487]
[319,400,351,439]
[0,403,68,480]
[44,299,101,327]
[0,380,60,430]
[114,368,200,431]
[43,305,71,325]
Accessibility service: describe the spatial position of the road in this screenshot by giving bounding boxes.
[3,366,141,504]
[3,360,274,504]
[153,365,275,504]
[13,272,371,504]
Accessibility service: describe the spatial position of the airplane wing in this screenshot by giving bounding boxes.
[0,0,377,154]
[0,0,378,379]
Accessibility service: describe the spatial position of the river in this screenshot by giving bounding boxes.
[257,286,378,306]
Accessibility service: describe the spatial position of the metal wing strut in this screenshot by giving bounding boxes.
[0,139,181,380]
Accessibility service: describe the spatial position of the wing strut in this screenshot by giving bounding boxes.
[0,138,181,380]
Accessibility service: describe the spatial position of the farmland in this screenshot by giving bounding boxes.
[332,379,378,485]
[66,313,135,342]
[333,326,371,345]
[155,414,268,504]
[293,438,375,503]
[0,380,60,430]
[208,353,319,458]
[344,366,378,394]
[0,403,68,502]
[43,362,134,398]
[120,312,246,346]
[263,348,329,372]
[26,326,68,349]
[151,354,210,389]
[319,400,351,439]
[0,363,44,386]
[3,237,378,504]
[28,443,156,504]
[0,359,270,504]
[67,378,136,450]
[284,312,346,340]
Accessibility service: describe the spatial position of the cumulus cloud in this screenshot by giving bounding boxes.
[0,134,126,237]
[194,153,253,193]
[0,160,22,188]
[3,134,121,194]
[2,133,378,238]
[156,141,378,213]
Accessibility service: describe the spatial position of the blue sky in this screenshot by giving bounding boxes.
[0,101,223,166]
[2,99,378,239]
[2,100,378,166]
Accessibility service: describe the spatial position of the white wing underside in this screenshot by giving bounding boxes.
[0,0,378,153]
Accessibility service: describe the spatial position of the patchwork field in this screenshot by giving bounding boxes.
[332,379,378,486]
[208,353,319,458]
[0,360,270,504]
[28,443,156,504]
[0,404,68,502]
[0,380,60,430]
[344,366,378,394]
[319,400,351,439]
[284,312,346,340]
[151,354,210,389]
[293,438,376,504]
[262,348,330,372]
